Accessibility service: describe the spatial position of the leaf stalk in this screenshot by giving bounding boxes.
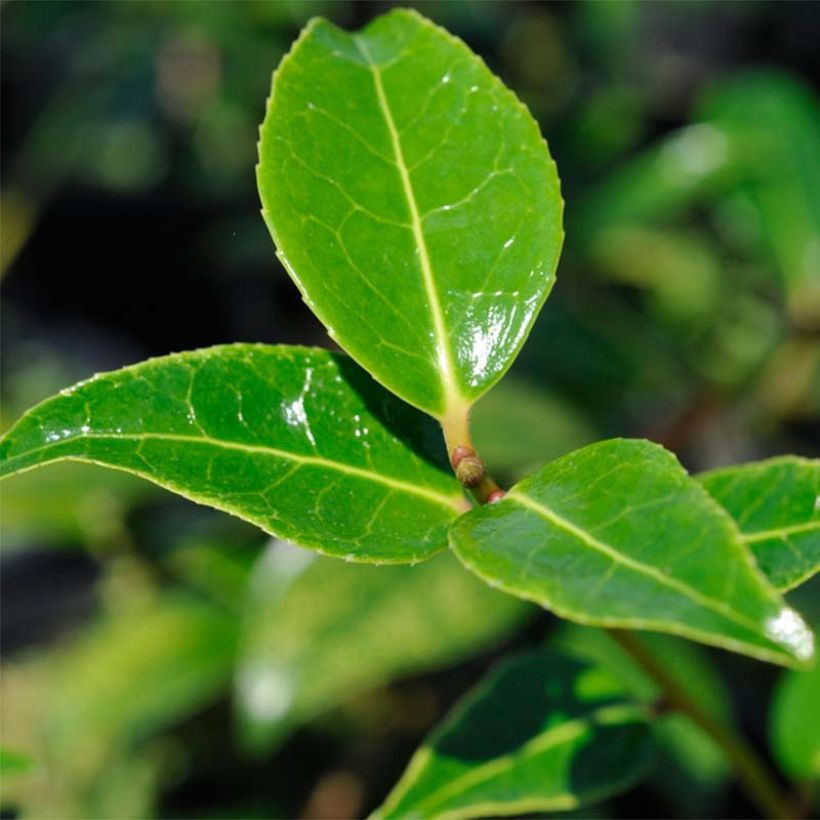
[608,629,796,820]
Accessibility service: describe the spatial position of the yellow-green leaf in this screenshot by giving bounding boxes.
[258,9,563,419]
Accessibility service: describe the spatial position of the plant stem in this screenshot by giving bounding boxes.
[608,629,796,820]
[441,410,504,505]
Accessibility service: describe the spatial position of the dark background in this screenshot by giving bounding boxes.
[1,2,819,818]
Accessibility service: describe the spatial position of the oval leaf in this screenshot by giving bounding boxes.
[450,439,814,666]
[378,649,654,819]
[0,345,464,562]
[258,9,563,419]
[699,457,820,592]
[237,543,528,752]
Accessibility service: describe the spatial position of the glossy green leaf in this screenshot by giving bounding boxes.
[236,542,529,752]
[451,439,815,666]
[699,457,820,592]
[258,9,563,419]
[378,649,654,819]
[0,344,465,563]
[770,656,820,782]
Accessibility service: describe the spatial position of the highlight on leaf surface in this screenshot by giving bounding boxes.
[0,344,464,563]
[258,8,563,420]
[450,439,815,666]
[699,456,820,592]
[378,649,654,819]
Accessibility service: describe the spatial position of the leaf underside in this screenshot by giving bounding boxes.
[379,649,654,819]
[450,439,814,666]
[258,8,563,418]
[699,456,820,592]
[0,344,464,563]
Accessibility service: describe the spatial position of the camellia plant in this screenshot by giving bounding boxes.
[2,10,818,819]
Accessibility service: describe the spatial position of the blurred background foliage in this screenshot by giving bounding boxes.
[1,1,818,818]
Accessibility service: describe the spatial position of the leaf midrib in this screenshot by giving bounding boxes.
[507,490,772,637]
[1,431,464,512]
[743,520,819,543]
[354,34,463,419]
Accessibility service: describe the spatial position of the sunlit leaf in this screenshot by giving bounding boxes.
[770,656,820,782]
[258,9,563,419]
[0,345,464,563]
[236,542,529,752]
[450,439,814,666]
[378,649,654,819]
[700,457,820,592]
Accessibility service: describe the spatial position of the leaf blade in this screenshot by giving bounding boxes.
[0,344,463,563]
[699,456,820,592]
[258,9,563,417]
[450,439,814,666]
[379,649,654,819]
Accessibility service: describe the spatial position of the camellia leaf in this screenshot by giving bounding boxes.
[699,457,820,592]
[770,654,820,782]
[258,9,563,421]
[0,345,465,563]
[450,439,815,666]
[378,649,654,819]
[236,542,529,752]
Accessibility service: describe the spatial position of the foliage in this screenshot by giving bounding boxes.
[2,4,818,819]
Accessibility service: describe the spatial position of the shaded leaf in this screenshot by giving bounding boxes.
[450,439,814,666]
[378,649,654,819]
[236,542,529,752]
[555,625,733,813]
[258,9,563,419]
[700,456,820,592]
[770,657,820,782]
[0,345,464,563]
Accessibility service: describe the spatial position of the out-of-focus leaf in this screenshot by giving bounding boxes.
[378,649,654,819]
[451,439,814,666]
[471,376,595,482]
[163,537,261,610]
[46,593,236,780]
[258,9,563,419]
[700,457,820,592]
[700,72,820,319]
[235,543,530,752]
[0,345,465,563]
[0,746,35,777]
[0,462,145,551]
[770,658,820,783]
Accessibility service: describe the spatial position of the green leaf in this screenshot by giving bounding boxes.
[555,626,733,813]
[236,543,529,752]
[450,439,815,666]
[770,658,820,783]
[0,344,464,563]
[0,746,35,778]
[45,593,237,777]
[699,457,820,592]
[258,9,563,419]
[378,649,654,819]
